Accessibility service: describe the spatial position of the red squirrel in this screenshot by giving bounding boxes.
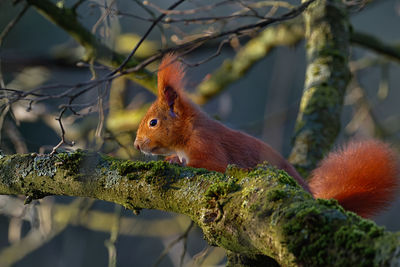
[134,54,399,218]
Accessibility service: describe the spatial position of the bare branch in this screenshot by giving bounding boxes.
[351,31,400,63]
[51,107,74,154]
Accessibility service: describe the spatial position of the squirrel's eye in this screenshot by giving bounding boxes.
[149,119,158,127]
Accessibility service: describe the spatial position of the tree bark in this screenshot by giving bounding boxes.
[289,0,351,177]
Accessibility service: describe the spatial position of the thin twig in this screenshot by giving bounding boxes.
[105,204,122,267]
[72,0,87,12]
[50,107,74,155]
[143,0,232,15]
[132,0,167,47]
[91,0,117,34]
[0,3,29,46]
[109,0,187,75]
[121,0,315,75]
[181,38,231,68]
[153,221,194,267]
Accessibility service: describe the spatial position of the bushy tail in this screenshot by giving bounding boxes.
[309,140,399,217]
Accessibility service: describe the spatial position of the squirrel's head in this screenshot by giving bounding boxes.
[134,53,192,156]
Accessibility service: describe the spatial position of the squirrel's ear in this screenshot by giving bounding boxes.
[163,85,178,117]
[157,53,186,117]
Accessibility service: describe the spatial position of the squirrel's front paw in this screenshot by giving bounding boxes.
[165,155,187,166]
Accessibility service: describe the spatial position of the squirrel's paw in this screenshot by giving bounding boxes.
[165,155,187,166]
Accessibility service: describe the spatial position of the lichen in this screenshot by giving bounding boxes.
[34,155,57,177]
[18,161,33,178]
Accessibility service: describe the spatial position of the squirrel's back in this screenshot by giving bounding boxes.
[189,115,310,190]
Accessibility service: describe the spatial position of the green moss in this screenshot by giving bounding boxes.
[113,160,153,175]
[205,179,240,200]
[311,65,321,75]
[249,204,258,212]
[316,198,338,207]
[247,166,271,178]
[24,189,49,202]
[282,200,342,264]
[56,150,84,176]
[301,85,342,115]
[356,219,384,238]
[276,170,299,188]
[281,196,386,266]
[225,165,250,180]
[256,207,274,219]
[313,199,351,222]
[109,159,214,193]
[116,160,176,186]
[217,233,253,255]
[267,189,288,201]
[333,225,377,265]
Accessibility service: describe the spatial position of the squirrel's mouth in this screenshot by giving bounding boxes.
[137,143,172,156]
[150,147,161,154]
[147,146,171,156]
[137,146,157,155]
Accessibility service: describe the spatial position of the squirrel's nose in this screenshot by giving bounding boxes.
[134,139,140,151]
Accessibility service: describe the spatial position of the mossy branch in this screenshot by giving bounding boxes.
[0,151,399,266]
[289,0,351,177]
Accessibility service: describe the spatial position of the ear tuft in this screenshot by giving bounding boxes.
[157,53,186,96]
[164,86,177,117]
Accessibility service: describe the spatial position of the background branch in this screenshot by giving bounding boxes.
[351,31,400,63]
[289,0,351,177]
[193,22,304,105]
[25,0,157,92]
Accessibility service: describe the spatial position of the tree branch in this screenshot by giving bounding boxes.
[0,151,399,266]
[351,31,400,63]
[289,0,351,177]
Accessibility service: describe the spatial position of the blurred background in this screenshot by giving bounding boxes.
[0,0,399,266]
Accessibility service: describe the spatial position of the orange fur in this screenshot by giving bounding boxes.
[157,53,186,94]
[309,140,399,217]
[135,53,399,218]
